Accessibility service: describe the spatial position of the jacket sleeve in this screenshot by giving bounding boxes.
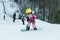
[32,15,36,20]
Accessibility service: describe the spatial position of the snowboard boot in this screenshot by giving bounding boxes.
[33,27,37,30]
[26,26,30,31]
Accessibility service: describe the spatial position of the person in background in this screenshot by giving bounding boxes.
[20,14,25,25]
[3,14,5,20]
[13,12,16,22]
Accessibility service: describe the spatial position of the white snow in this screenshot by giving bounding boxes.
[0,19,60,40]
[0,1,60,40]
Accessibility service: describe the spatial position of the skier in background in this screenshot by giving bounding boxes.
[13,12,16,22]
[25,8,37,30]
[20,14,25,25]
[3,14,5,20]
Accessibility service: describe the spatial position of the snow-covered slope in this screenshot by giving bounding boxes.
[0,1,20,20]
[0,19,60,40]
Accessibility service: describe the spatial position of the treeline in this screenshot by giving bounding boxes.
[15,0,60,24]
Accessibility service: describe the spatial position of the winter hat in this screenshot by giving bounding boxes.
[25,8,32,14]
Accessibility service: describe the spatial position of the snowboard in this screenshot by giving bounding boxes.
[21,28,42,32]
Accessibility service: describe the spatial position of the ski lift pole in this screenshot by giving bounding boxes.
[2,1,6,14]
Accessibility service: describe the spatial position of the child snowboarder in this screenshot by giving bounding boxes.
[25,8,37,30]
